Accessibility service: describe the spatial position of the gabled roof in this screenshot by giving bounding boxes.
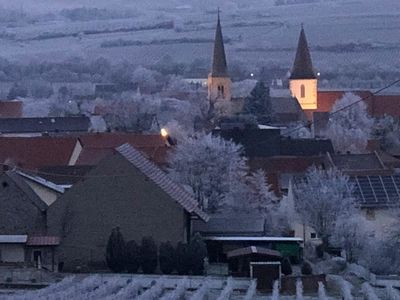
[289,26,316,80]
[210,12,228,77]
[0,117,90,134]
[270,96,307,123]
[6,171,48,212]
[37,165,93,185]
[350,175,400,208]
[227,246,282,259]
[16,170,65,194]
[0,136,78,169]
[116,143,209,221]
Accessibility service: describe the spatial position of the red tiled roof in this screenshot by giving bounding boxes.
[0,136,78,170]
[371,95,400,117]
[0,101,23,118]
[305,91,400,120]
[77,133,169,166]
[27,236,60,246]
[117,143,209,222]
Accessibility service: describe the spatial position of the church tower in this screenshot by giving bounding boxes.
[208,11,232,104]
[289,26,318,110]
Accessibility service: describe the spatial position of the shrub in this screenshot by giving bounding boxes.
[159,241,176,274]
[281,257,293,275]
[176,242,190,275]
[188,233,208,275]
[301,261,313,275]
[126,240,140,273]
[105,227,126,272]
[140,237,158,274]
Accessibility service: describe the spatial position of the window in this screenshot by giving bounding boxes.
[300,84,305,98]
[310,232,317,239]
[366,209,375,220]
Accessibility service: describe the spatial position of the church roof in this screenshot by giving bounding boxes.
[289,26,316,80]
[210,12,228,78]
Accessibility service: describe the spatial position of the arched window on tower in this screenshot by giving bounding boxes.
[300,84,305,98]
[221,85,225,97]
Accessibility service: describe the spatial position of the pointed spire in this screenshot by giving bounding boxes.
[211,9,228,77]
[290,25,316,80]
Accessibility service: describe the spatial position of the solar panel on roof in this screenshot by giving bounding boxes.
[350,175,400,207]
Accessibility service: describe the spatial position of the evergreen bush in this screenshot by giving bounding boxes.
[140,237,158,274]
[105,227,126,272]
[159,241,176,274]
[126,240,140,273]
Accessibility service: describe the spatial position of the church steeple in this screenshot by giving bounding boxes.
[211,9,228,77]
[208,10,232,107]
[290,25,316,80]
[289,25,318,110]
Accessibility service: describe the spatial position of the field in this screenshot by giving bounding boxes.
[0,0,399,84]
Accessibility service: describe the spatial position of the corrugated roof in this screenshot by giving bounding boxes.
[0,235,27,243]
[116,143,209,222]
[26,236,60,246]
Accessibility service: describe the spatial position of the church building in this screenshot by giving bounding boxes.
[207,12,232,104]
[289,26,318,110]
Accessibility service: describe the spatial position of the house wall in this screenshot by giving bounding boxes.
[0,244,25,263]
[23,180,59,206]
[0,174,46,235]
[360,208,398,238]
[47,153,188,271]
[289,79,317,110]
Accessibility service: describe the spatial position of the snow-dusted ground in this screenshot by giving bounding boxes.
[0,0,399,78]
[0,273,394,300]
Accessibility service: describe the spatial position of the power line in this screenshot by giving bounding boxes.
[284,78,400,136]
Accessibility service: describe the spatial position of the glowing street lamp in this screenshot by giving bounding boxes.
[160,128,168,138]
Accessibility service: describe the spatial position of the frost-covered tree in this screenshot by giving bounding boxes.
[330,213,370,263]
[294,166,356,246]
[168,133,247,212]
[372,114,400,151]
[324,93,374,153]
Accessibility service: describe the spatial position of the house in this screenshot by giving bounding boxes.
[214,125,333,194]
[287,153,400,241]
[47,143,208,272]
[0,116,91,137]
